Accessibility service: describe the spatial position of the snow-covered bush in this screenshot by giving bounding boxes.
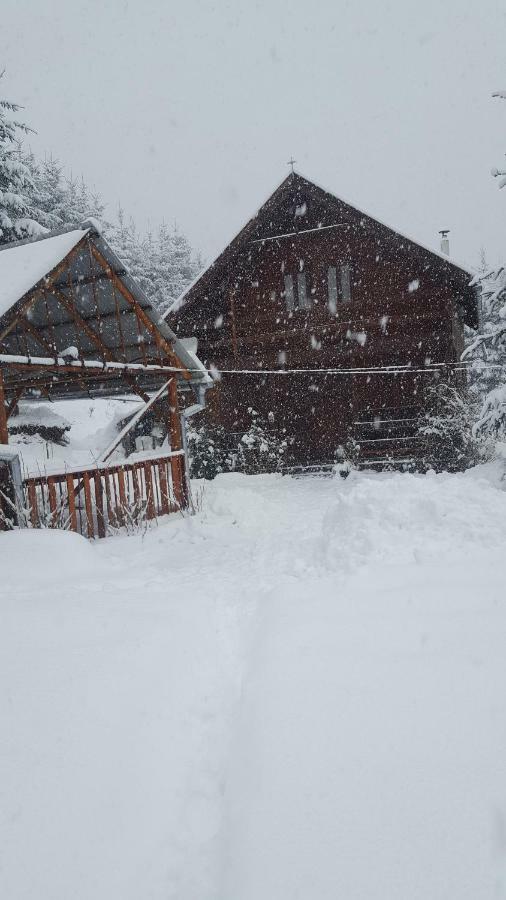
[233,409,288,475]
[334,438,361,477]
[187,411,289,479]
[419,381,487,472]
[463,267,506,444]
[187,422,229,480]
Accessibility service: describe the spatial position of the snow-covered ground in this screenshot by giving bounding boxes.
[10,397,141,475]
[2,467,506,900]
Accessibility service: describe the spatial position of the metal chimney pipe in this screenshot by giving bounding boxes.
[439,229,450,255]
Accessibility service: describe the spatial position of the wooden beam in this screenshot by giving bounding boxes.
[53,270,127,291]
[18,315,58,357]
[167,378,188,508]
[123,375,150,403]
[49,286,115,361]
[0,369,8,443]
[5,387,25,420]
[98,378,172,464]
[89,242,192,379]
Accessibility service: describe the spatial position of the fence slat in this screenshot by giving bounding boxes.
[159,462,170,516]
[47,478,57,527]
[66,474,78,532]
[132,465,141,505]
[27,482,39,527]
[93,471,106,538]
[104,471,113,529]
[83,472,95,539]
[144,462,156,520]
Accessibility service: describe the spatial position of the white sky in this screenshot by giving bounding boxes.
[1,0,505,267]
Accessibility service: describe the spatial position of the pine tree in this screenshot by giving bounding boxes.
[59,174,109,229]
[109,215,200,315]
[151,222,200,314]
[0,78,46,243]
[108,209,157,300]
[25,153,64,231]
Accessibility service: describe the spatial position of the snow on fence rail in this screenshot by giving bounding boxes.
[22,450,187,538]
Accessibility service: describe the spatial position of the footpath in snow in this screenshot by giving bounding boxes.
[1,467,506,900]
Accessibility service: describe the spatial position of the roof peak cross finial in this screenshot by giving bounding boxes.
[287,157,296,174]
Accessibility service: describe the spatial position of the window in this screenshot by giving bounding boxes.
[328,266,338,313]
[284,274,295,311]
[341,263,352,303]
[284,271,311,311]
[297,272,310,309]
[327,264,352,310]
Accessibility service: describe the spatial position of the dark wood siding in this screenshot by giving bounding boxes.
[169,174,475,467]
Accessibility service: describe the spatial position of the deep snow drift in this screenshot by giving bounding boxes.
[1,467,506,900]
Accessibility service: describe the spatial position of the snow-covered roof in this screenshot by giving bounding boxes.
[167,170,475,318]
[0,228,88,319]
[294,169,474,276]
[0,225,211,397]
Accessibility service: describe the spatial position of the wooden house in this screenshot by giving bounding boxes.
[0,222,211,535]
[168,172,478,469]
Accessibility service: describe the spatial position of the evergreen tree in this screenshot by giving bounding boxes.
[152,222,200,314]
[109,215,200,315]
[25,153,64,231]
[463,264,506,439]
[419,380,486,471]
[463,92,506,446]
[108,209,157,300]
[0,79,46,243]
[59,174,109,229]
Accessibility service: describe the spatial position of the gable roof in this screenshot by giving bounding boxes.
[0,223,211,396]
[167,171,476,322]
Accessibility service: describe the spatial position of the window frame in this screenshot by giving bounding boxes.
[283,269,312,312]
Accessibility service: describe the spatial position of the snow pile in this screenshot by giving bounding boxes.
[1,469,506,900]
[11,396,140,475]
[319,466,506,571]
[10,401,71,430]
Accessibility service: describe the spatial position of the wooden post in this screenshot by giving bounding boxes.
[167,378,188,508]
[0,369,9,444]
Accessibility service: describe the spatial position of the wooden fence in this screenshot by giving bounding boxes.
[22,450,187,538]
